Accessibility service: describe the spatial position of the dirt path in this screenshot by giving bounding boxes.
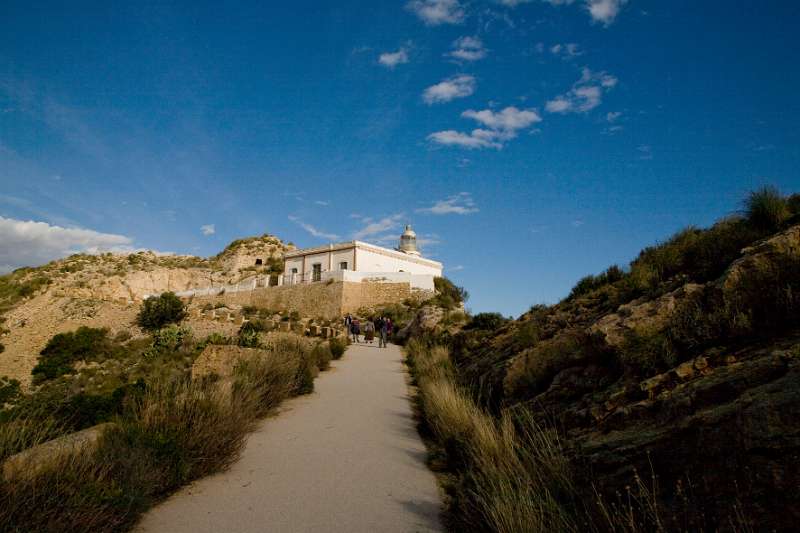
[136,342,442,533]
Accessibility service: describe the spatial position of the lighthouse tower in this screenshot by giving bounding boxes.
[398,224,421,256]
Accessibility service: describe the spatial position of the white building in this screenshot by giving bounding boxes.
[283,225,442,291]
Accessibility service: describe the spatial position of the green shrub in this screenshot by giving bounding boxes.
[312,343,333,371]
[237,322,261,348]
[745,185,790,231]
[32,327,112,383]
[464,312,508,331]
[328,337,346,360]
[0,377,21,406]
[136,292,186,331]
[568,265,626,299]
[149,325,191,354]
[432,276,469,309]
[205,332,229,345]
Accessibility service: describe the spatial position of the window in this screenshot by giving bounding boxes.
[312,263,322,282]
[339,261,348,270]
[291,268,298,274]
[255,258,263,266]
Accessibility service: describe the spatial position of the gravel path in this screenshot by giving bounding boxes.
[136,342,442,533]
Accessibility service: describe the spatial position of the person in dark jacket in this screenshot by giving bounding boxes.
[350,319,360,343]
[378,316,389,348]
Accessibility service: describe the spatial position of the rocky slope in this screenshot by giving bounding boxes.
[0,235,289,387]
[444,220,800,530]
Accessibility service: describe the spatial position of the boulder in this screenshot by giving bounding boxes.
[2,423,115,481]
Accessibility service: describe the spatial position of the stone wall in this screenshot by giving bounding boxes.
[340,281,411,314]
[190,280,412,318]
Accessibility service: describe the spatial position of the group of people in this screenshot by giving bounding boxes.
[344,314,393,348]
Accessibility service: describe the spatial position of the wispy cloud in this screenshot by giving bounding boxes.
[550,43,583,59]
[406,0,466,25]
[447,36,487,61]
[378,48,409,68]
[314,200,330,206]
[423,75,476,104]
[511,0,626,26]
[428,106,542,149]
[417,192,479,215]
[288,215,340,241]
[0,216,134,272]
[545,67,617,114]
[352,214,405,240]
[200,224,215,236]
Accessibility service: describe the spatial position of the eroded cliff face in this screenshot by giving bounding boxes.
[449,224,800,530]
[0,235,289,387]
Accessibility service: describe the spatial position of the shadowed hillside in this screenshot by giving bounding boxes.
[406,187,800,532]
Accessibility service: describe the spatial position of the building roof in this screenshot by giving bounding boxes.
[284,240,442,268]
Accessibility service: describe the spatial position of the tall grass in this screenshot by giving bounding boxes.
[406,339,579,533]
[0,333,334,532]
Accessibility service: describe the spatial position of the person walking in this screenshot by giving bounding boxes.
[344,313,352,330]
[350,318,360,343]
[363,319,375,344]
[379,316,389,348]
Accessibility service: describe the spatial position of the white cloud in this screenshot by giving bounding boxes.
[314,200,330,206]
[417,192,479,215]
[288,216,340,241]
[462,106,542,130]
[428,106,541,150]
[545,68,617,114]
[448,36,487,61]
[200,224,215,236]
[352,214,405,240]
[427,130,502,149]
[423,75,476,104]
[0,216,134,272]
[606,111,622,122]
[378,48,409,68]
[406,0,465,25]
[550,43,583,59]
[586,0,628,25]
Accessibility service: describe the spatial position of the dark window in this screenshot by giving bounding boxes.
[312,263,322,282]
[255,258,263,265]
[339,261,348,270]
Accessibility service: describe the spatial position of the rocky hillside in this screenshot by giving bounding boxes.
[0,234,289,387]
[436,191,800,530]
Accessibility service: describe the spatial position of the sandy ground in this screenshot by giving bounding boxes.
[136,342,442,533]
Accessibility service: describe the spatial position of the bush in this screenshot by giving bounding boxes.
[0,376,21,406]
[464,312,508,332]
[432,277,469,310]
[137,292,186,331]
[312,342,333,371]
[745,185,790,231]
[149,325,192,354]
[329,337,346,360]
[236,322,262,348]
[568,265,626,300]
[32,327,113,383]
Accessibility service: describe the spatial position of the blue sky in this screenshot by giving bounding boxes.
[1,0,798,316]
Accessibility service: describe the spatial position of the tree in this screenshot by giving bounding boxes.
[137,292,187,331]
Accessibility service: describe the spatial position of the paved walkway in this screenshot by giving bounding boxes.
[137,343,442,533]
